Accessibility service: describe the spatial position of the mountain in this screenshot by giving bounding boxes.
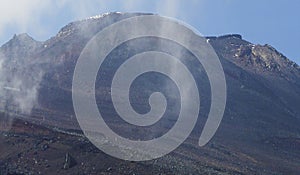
[0,12,299,174]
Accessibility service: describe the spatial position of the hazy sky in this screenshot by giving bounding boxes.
[0,0,299,64]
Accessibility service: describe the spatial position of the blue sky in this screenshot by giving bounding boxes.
[0,0,299,64]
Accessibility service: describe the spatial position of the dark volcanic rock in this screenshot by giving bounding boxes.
[0,12,300,175]
[63,153,77,169]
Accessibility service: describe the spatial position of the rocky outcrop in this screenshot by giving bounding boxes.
[206,34,242,40]
[63,153,77,169]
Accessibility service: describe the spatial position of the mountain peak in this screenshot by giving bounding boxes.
[82,12,124,21]
[2,33,40,50]
[0,33,41,59]
[55,12,153,39]
[56,12,126,38]
[11,33,36,43]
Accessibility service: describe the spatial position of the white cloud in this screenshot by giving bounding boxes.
[0,0,50,36]
[155,0,181,18]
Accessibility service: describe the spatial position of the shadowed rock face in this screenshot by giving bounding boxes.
[0,12,299,174]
